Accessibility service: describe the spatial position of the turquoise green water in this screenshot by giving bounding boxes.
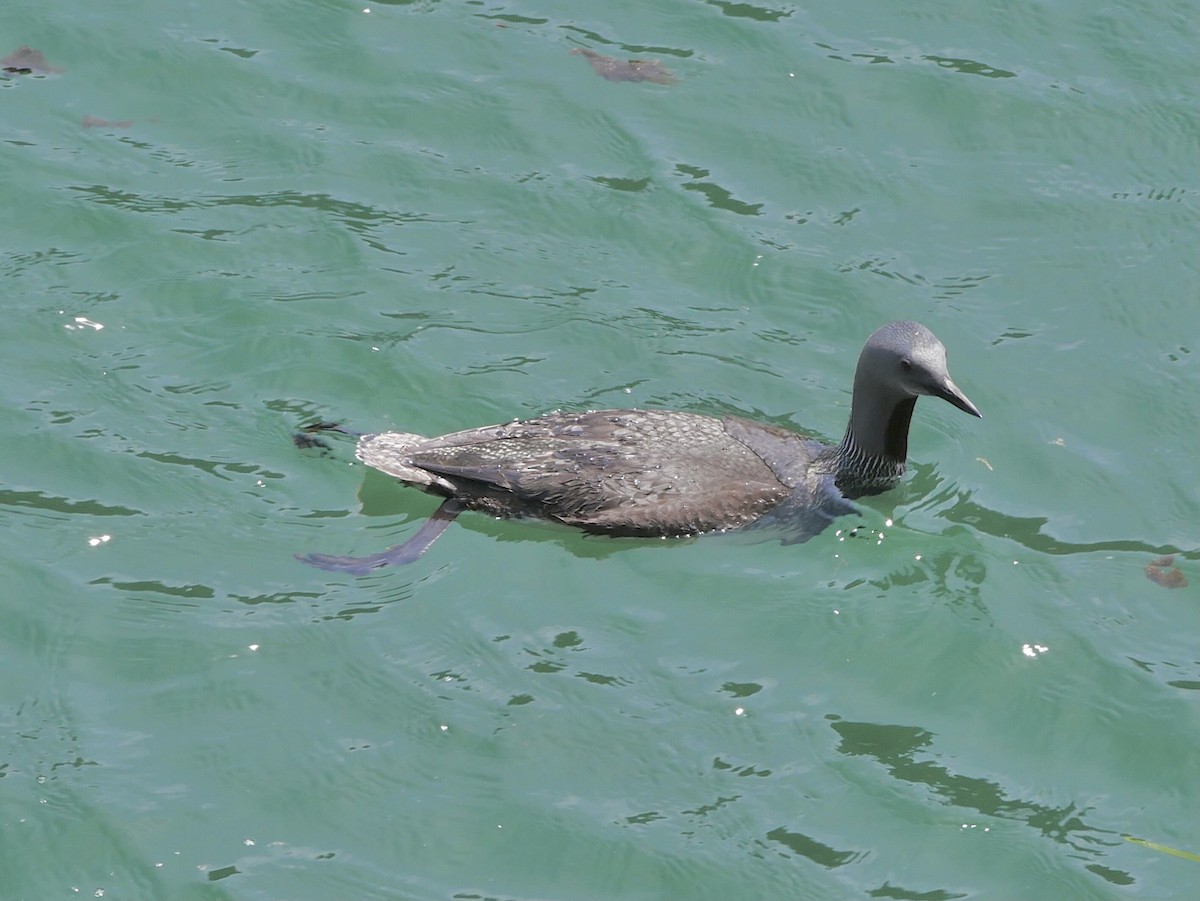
[2,1,1197,898]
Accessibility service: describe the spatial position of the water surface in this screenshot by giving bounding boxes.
[1,1,1197,898]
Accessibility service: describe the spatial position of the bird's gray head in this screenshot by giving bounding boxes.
[835,320,980,497]
[858,321,981,418]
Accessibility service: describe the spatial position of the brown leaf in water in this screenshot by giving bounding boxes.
[570,47,675,84]
[1,46,62,75]
[82,116,135,129]
[1145,555,1188,589]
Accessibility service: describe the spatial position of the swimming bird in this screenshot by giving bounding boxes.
[298,321,980,573]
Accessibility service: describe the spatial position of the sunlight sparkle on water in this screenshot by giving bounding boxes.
[64,315,104,331]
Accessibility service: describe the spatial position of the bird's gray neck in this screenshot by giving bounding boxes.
[832,395,915,498]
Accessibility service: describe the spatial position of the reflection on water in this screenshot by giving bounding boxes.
[830,717,1131,886]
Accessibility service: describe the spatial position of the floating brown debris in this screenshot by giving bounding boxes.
[82,116,135,129]
[1,46,62,75]
[570,47,675,84]
[1145,555,1188,589]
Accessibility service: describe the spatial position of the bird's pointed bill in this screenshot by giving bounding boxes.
[937,377,982,418]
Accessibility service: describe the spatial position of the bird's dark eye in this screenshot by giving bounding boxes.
[900,358,913,372]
